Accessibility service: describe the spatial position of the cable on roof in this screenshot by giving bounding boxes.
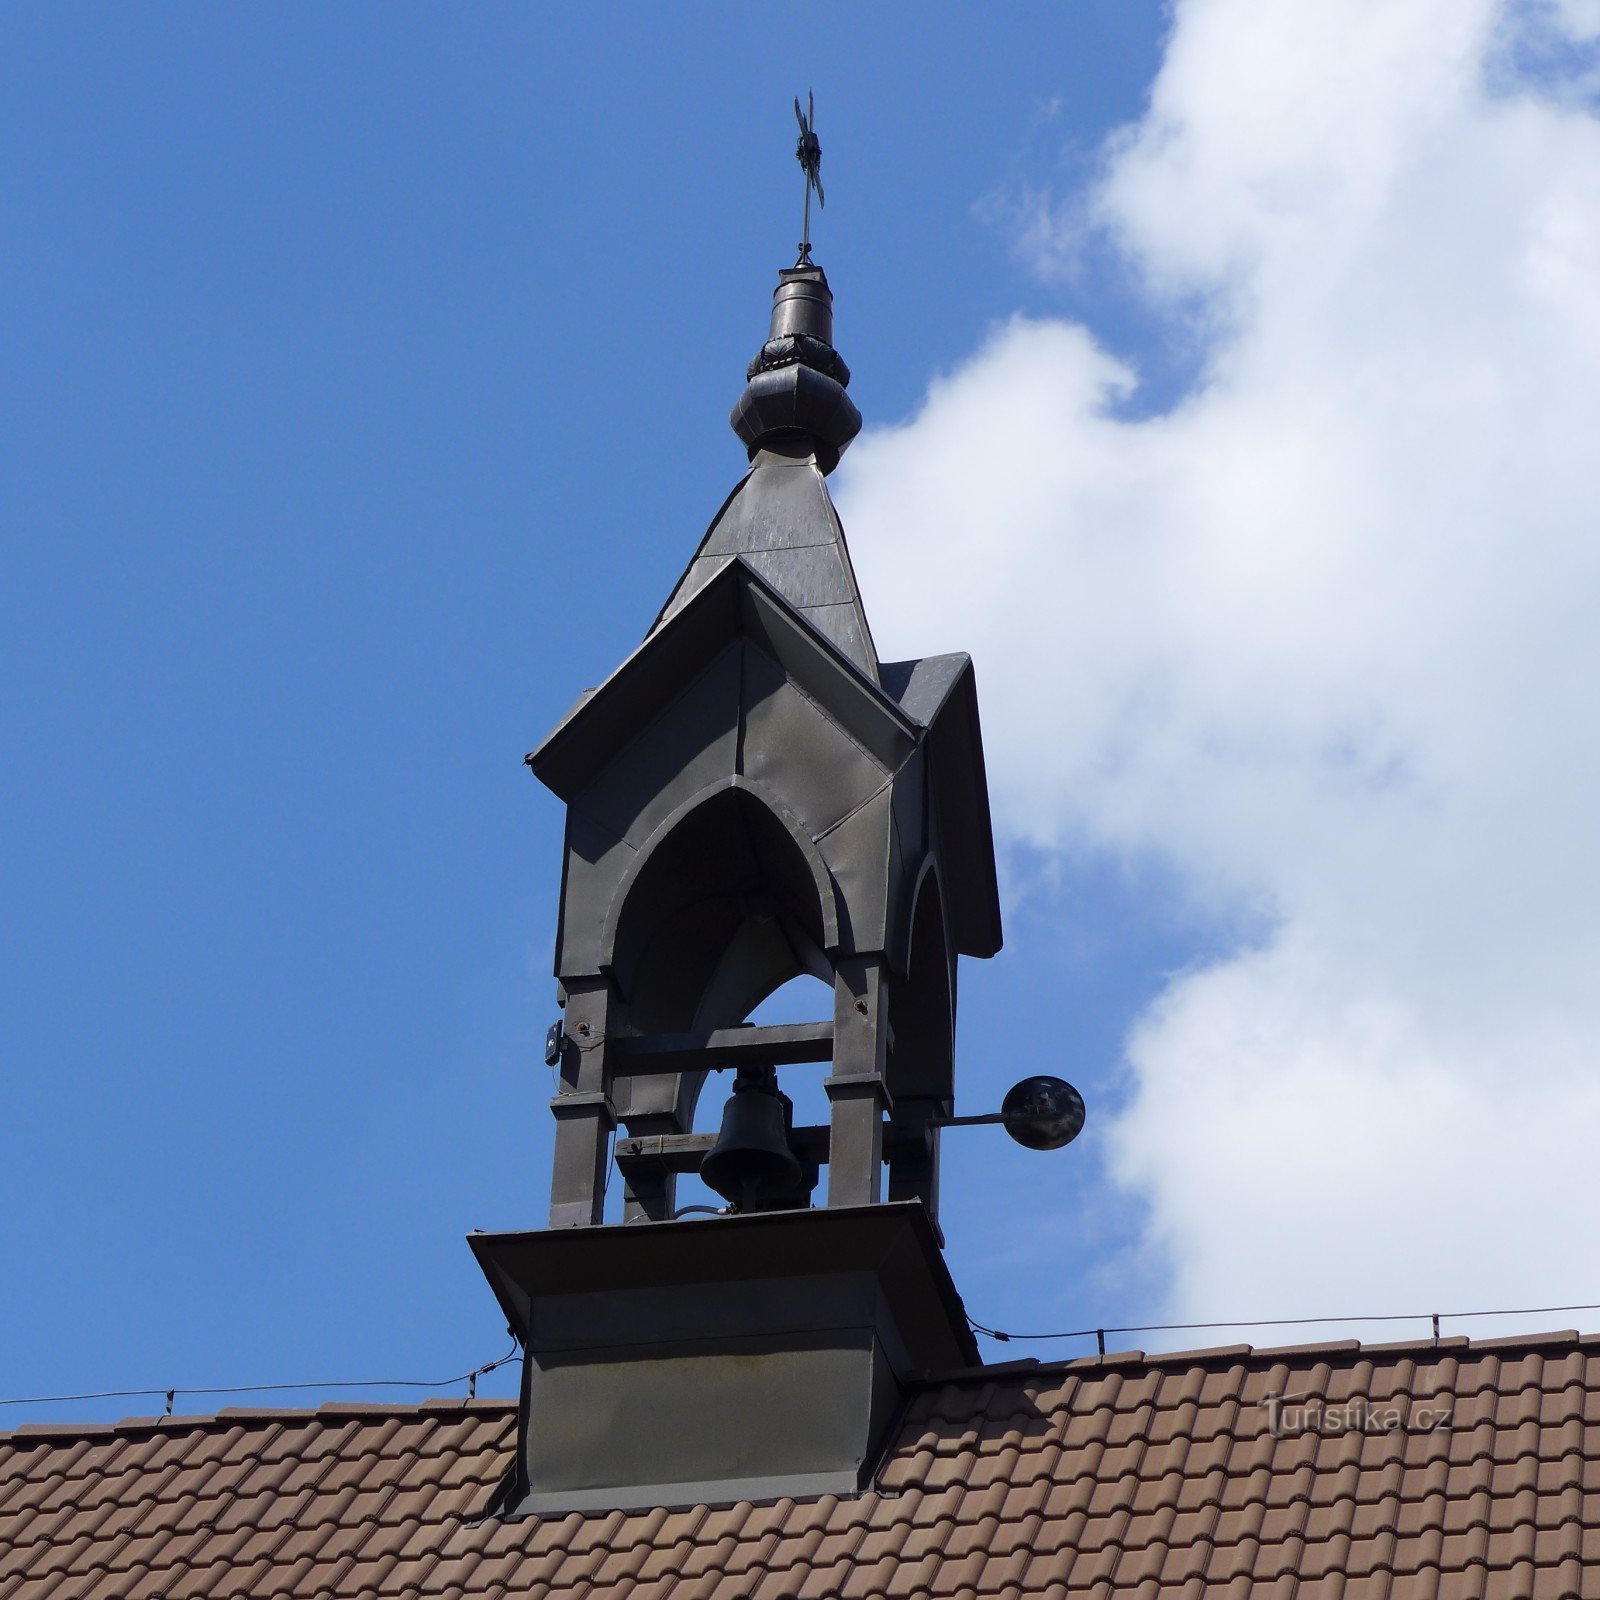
[968,1300,1600,1347]
[0,1337,521,1413]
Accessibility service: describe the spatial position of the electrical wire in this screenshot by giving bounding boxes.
[968,1299,1600,1347]
[0,1337,521,1413]
[14,1299,1597,1412]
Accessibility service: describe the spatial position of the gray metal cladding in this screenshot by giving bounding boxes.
[655,455,880,682]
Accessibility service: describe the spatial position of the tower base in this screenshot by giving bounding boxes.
[469,1202,976,1514]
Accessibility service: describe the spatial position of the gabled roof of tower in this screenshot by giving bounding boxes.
[529,251,1002,959]
[530,557,915,806]
[526,556,1002,959]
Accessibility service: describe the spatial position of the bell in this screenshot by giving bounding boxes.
[700,1065,803,1212]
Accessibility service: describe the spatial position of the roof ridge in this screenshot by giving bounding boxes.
[0,1395,518,1445]
[925,1325,1600,1385]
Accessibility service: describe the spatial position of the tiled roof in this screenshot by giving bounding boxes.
[3,1329,1598,1600]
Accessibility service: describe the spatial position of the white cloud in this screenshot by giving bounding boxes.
[840,0,1600,1332]
[1545,0,1600,43]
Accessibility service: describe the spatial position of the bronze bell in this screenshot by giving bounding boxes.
[700,1064,802,1212]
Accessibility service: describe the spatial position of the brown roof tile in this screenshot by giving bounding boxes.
[5,1332,1600,1598]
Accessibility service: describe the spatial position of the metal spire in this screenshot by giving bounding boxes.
[794,92,824,266]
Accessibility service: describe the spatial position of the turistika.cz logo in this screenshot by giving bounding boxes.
[1262,1392,1453,1438]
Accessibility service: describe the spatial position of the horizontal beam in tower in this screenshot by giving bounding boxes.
[609,1021,834,1077]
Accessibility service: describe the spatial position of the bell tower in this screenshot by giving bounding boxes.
[528,255,1001,1236]
[471,120,1005,1514]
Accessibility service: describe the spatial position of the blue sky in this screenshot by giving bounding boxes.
[3,4,1182,1419]
[12,0,1600,1424]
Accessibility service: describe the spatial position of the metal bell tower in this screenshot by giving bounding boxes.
[471,109,1005,1515]
[527,250,1001,1236]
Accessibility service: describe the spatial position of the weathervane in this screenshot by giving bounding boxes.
[794,91,824,266]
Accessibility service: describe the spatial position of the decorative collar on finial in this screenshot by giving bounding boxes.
[794,91,824,268]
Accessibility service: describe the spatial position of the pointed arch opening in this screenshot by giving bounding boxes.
[603,778,838,1133]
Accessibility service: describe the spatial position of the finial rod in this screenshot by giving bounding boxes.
[794,91,824,267]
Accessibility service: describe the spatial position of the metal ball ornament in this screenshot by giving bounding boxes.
[1000,1075,1087,1151]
